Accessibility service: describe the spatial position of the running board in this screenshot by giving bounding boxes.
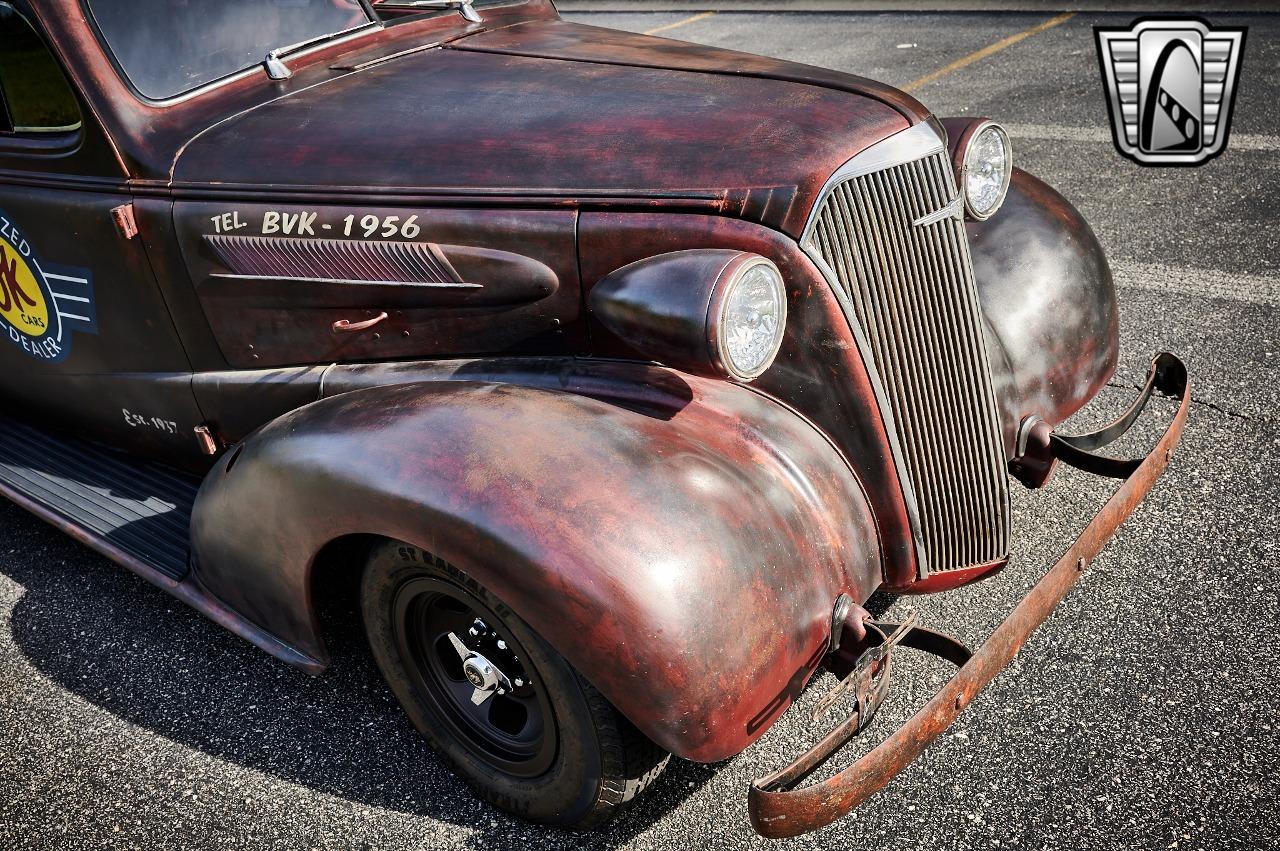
[0,416,197,581]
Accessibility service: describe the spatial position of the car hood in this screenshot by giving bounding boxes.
[173,19,924,236]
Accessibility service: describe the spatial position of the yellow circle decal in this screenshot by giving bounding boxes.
[0,234,49,338]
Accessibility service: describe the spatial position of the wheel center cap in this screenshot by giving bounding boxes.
[463,658,495,689]
[448,632,513,705]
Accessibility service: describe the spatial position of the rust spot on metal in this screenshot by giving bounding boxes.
[110,202,138,240]
[332,311,388,334]
[193,425,219,456]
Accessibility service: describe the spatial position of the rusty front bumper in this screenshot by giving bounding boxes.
[748,352,1189,838]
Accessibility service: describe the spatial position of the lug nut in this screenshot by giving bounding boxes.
[496,639,507,650]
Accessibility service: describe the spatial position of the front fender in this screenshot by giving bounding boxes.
[190,368,880,761]
[968,168,1120,454]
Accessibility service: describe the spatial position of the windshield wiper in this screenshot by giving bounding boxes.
[264,2,382,80]
[375,0,483,24]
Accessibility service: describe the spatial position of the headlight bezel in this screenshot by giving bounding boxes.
[958,120,1013,221]
[708,255,788,382]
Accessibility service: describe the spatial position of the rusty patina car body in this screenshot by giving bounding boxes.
[0,0,1186,837]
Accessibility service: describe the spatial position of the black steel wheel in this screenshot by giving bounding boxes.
[361,539,670,829]
[392,576,556,777]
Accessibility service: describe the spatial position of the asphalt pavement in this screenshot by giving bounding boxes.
[2,8,1278,851]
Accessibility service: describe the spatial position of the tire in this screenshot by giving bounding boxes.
[360,539,670,829]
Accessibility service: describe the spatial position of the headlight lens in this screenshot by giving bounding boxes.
[715,258,786,381]
[962,122,1012,220]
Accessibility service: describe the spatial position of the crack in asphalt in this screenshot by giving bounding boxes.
[1106,381,1254,422]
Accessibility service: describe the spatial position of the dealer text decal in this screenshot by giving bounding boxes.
[0,210,96,362]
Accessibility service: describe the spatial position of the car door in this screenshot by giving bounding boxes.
[0,1,204,465]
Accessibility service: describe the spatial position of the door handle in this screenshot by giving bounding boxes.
[332,312,388,333]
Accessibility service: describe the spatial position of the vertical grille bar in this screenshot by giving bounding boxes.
[808,149,1009,574]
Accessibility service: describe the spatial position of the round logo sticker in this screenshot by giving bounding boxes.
[0,233,56,345]
[0,210,94,362]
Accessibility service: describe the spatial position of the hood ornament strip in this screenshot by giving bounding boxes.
[911,192,964,228]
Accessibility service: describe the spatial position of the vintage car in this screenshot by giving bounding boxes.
[0,0,1188,837]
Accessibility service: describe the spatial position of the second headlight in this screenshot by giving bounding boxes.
[959,121,1012,220]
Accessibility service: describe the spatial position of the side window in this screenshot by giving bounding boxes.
[0,3,81,134]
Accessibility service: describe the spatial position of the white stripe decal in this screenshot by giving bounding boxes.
[43,272,90,284]
[57,312,92,322]
[51,293,90,303]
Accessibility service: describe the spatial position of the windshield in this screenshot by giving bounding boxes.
[85,0,376,100]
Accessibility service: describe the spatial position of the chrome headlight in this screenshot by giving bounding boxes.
[710,257,786,381]
[589,250,787,382]
[959,121,1012,220]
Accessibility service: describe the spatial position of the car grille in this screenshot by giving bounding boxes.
[807,148,1010,575]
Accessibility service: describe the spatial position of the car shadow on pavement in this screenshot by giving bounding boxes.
[0,500,714,847]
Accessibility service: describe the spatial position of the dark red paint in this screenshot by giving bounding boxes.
[191,367,881,761]
[169,42,908,240]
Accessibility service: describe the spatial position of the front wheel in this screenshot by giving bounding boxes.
[360,540,670,829]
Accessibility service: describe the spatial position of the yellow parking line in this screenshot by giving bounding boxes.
[903,12,1076,93]
[644,11,716,36]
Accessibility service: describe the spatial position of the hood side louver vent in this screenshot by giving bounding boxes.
[205,234,465,285]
